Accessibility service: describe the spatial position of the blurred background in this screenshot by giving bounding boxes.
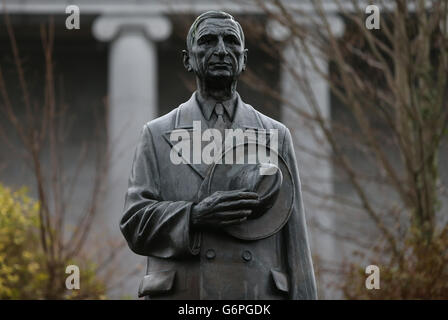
[0,0,447,299]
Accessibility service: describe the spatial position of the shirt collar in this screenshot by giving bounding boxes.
[195,91,237,121]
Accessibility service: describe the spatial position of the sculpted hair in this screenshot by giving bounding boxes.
[186,11,245,51]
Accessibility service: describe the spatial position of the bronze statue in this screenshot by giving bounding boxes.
[120,11,317,300]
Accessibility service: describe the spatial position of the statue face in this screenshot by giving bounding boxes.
[187,18,247,82]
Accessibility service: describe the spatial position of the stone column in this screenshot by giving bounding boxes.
[92,15,172,297]
[267,16,344,299]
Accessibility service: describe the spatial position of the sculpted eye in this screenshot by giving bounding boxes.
[224,35,240,45]
[198,35,215,45]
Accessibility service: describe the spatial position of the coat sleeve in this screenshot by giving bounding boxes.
[282,127,318,300]
[120,124,200,258]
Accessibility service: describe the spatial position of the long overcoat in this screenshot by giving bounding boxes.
[120,92,317,300]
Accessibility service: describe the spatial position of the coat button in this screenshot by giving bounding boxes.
[206,249,216,260]
[242,250,252,262]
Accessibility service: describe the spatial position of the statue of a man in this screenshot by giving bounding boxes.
[120,11,317,300]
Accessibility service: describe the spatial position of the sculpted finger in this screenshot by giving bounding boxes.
[220,217,248,226]
[213,199,260,211]
[218,190,259,201]
[214,209,251,220]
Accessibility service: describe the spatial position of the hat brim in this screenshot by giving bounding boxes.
[201,142,294,240]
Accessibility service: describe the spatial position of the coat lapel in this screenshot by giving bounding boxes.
[163,92,267,180]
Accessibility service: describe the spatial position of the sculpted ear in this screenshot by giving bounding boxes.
[182,50,193,72]
[242,48,248,71]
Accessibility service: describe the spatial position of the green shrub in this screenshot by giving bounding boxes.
[0,183,106,299]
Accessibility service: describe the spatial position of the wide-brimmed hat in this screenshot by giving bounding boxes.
[197,142,294,240]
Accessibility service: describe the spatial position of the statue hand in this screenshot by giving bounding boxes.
[191,189,260,229]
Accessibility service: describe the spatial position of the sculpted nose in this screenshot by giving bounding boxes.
[215,38,228,57]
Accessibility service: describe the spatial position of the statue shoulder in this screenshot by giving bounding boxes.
[243,103,291,154]
[245,103,288,133]
[143,106,179,134]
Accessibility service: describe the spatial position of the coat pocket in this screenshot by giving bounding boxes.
[270,269,289,293]
[138,269,176,298]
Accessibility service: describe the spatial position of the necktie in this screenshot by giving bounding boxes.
[214,103,228,139]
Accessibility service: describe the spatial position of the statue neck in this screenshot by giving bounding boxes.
[196,77,237,102]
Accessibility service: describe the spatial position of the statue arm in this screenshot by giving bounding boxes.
[282,127,318,300]
[120,124,200,258]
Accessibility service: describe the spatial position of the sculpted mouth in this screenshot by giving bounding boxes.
[209,62,232,68]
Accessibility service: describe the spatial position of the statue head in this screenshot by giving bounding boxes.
[183,11,248,90]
